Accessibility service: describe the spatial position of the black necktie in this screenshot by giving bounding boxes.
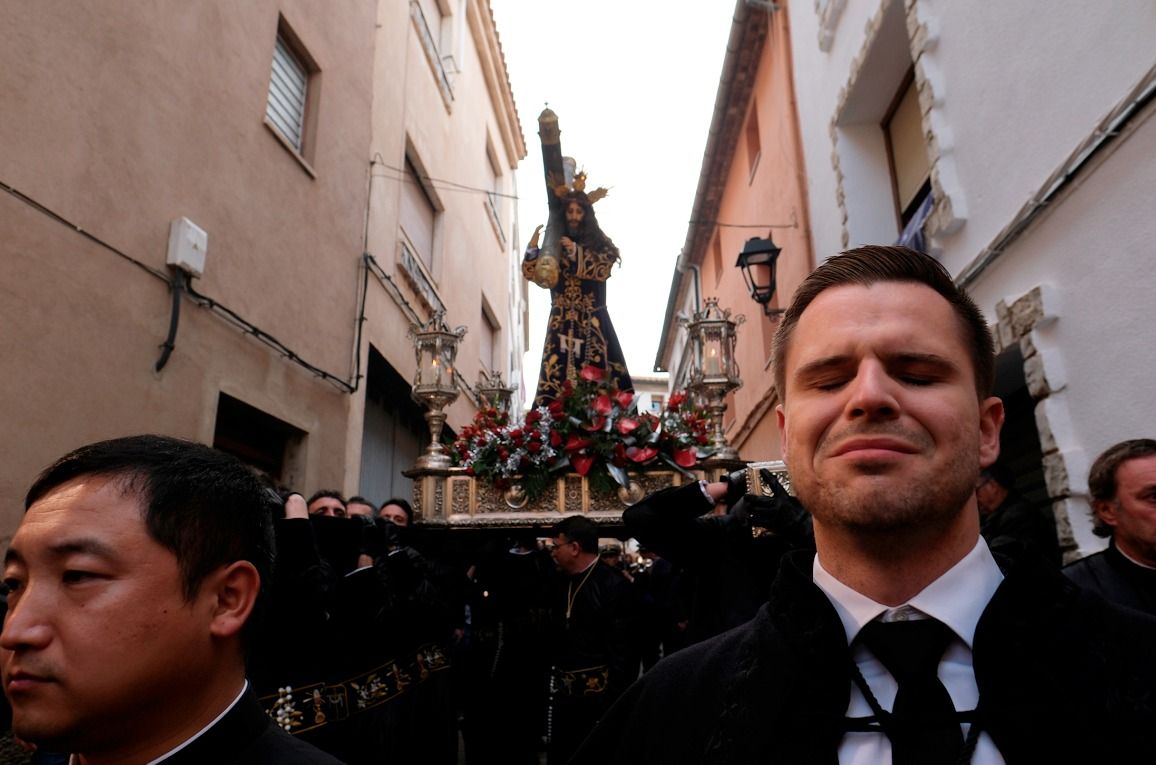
[857,617,965,765]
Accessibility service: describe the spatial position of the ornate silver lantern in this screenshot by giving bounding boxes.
[683,297,744,460]
[409,310,467,469]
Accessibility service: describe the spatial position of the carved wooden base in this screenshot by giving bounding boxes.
[403,459,788,528]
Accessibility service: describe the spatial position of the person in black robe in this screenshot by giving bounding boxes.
[523,186,631,405]
[1064,438,1156,616]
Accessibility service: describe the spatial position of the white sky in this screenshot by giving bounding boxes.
[488,1,734,396]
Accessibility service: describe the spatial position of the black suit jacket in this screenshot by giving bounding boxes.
[1064,540,1156,617]
[154,687,345,765]
[572,548,1156,764]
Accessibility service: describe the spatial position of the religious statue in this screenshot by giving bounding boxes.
[523,108,632,405]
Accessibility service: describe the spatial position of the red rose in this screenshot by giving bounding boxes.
[612,442,628,467]
[582,415,606,432]
[673,448,698,468]
[616,417,639,435]
[525,410,541,425]
[592,394,613,416]
[565,434,593,452]
[580,365,605,382]
[562,380,575,396]
[626,446,658,464]
[668,392,686,410]
[572,454,595,476]
[550,430,563,447]
[548,400,564,416]
[615,390,634,408]
[526,440,542,454]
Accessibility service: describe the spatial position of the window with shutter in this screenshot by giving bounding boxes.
[400,159,437,271]
[266,34,309,153]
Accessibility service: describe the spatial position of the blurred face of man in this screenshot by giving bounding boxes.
[308,496,346,518]
[565,201,584,238]
[346,502,373,518]
[379,504,409,527]
[975,475,1008,515]
[1,476,222,754]
[776,283,1003,540]
[550,535,581,574]
[1096,455,1156,566]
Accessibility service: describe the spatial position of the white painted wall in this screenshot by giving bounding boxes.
[966,117,1156,551]
[787,0,1156,555]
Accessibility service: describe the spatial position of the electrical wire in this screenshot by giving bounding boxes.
[1,179,169,283]
[370,155,520,200]
[184,278,358,394]
[3,175,362,394]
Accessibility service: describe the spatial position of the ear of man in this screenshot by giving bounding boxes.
[977,396,1005,468]
[1092,499,1118,531]
[203,561,261,640]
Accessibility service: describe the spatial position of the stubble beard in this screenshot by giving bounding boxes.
[798,432,980,543]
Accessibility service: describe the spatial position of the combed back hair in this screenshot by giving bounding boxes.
[25,435,276,603]
[307,489,346,508]
[381,497,414,525]
[550,514,599,554]
[347,495,378,513]
[1088,438,1156,537]
[771,245,995,401]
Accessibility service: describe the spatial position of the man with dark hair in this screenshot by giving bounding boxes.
[573,246,1156,763]
[306,490,347,518]
[977,462,1060,565]
[1,434,342,764]
[378,497,413,527]
[546,516,636,764]
[345,496,376,518]
[1065,438,1156,615]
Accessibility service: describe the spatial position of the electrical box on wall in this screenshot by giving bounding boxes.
[166,217,207,277]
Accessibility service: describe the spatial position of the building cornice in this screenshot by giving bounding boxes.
[655,1,768,371]
[468,0,527,165]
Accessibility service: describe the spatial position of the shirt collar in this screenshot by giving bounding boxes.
[71,681,248,765]
[813,538,1003,648]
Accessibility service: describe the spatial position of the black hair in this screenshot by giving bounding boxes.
[550,515,599,554]
[347,495,378,513]
[25,435,276,605]
[380,497,414,525]
[306,489,346,509]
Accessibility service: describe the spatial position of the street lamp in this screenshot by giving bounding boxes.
[410,310,467,469]
[683,297,744,460]
[475,369,517,414]
[735,235,785,317]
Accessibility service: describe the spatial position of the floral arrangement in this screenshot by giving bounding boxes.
[451,365,712,499]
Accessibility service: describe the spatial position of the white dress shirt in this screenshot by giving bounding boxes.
[813,539,1006,764]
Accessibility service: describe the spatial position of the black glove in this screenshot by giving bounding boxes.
[738,469,810,539]
[357,514,384,559]
[720,468,750,509]
[380,517,405,550]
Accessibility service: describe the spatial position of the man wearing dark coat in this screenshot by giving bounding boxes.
[1,435,343,765]
[546,516,636,764]
[976,463,1060,566]
[573,247,1156,764]
[1065,438,1156,616]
